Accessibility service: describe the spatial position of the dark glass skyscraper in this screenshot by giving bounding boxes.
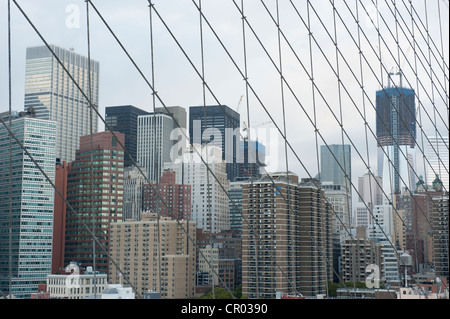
[376,74,416,195]
[376,87,416,148]
[105,105,150,167]
[189,105,240,182]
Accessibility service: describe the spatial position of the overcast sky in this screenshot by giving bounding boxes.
[1,0,448,189]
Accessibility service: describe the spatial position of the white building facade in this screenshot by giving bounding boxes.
[46,265,108,299]
[164,144,230,233]
[137,113,176,183]
[426,135,449,191]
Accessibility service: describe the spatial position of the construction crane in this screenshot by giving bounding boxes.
[242,121,272,142]
[242,120,272,133]
[236,95,244,113]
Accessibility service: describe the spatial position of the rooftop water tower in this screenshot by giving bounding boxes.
[400,253,413,287]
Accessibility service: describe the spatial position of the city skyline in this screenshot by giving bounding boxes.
[1,1,447,188]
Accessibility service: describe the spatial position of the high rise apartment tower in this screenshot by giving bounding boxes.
[242,173,332,298]
[64,131,124,275]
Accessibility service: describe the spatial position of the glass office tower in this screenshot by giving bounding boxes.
[376,74,416,196]
[24,45,100,163]
[320,144,352,187]
[0,112,56,299]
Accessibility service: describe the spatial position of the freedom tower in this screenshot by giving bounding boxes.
[376,72,416,197]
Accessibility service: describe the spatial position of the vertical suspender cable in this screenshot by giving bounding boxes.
[7,0,13,300]
[85,0,97,299]
[331,0,351,296]
[275,0,295,296]
[198,0,214,298]
[148,0,162,296]
[239,0,259,299]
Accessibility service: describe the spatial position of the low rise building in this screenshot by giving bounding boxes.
[46,264,108,299]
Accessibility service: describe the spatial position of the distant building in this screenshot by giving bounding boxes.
[354,172,383,228]
[64,131,125,275]
[137,112,178,182]
[99,284,135,299]
[143,169,191,221]
[237,137,265,181]
[432,193,449,283]
[189,105,240,182]
[196,229,242,291]
[320,144,352,189]
[123,165,147,221]
[46,263,108,299]
[30,283,51,299]
[426,136,449,191]
[242,172,332,298]
[320,144,352,235]
[322,182,351,241]
[24,45,100,163]
[109,213,196,299]
[105,105,150,167]
[52,160,70,274]
[164,144,230,233]
[341,227,384,283]
[155,106,187,131]
[0,111,56,298]
[228,182,243,231]
[376,74,416,195]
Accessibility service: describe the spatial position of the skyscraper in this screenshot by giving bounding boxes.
[137,112,177,183]
[0,111,56,298]
[432,194,449,283]
[155,106,187,131]
[237,137,266,181]
[426,135,449,191]
[123,165,147,221]
[105,105,150,167]
[320,144,351,188]
[376,73,416,195]
[24,45,100,163]
[164,144,230,233]
[354,172,383,228]
[64,131,124,275]
[242,173,332,298]
[189,105,240,182]
[320,144,352,236]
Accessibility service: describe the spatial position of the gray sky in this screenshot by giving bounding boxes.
[1,0,448,189]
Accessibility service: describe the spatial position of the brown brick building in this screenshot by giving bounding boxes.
[143,169,191,221]
[109,213,196,298]
[242,173,332,298]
